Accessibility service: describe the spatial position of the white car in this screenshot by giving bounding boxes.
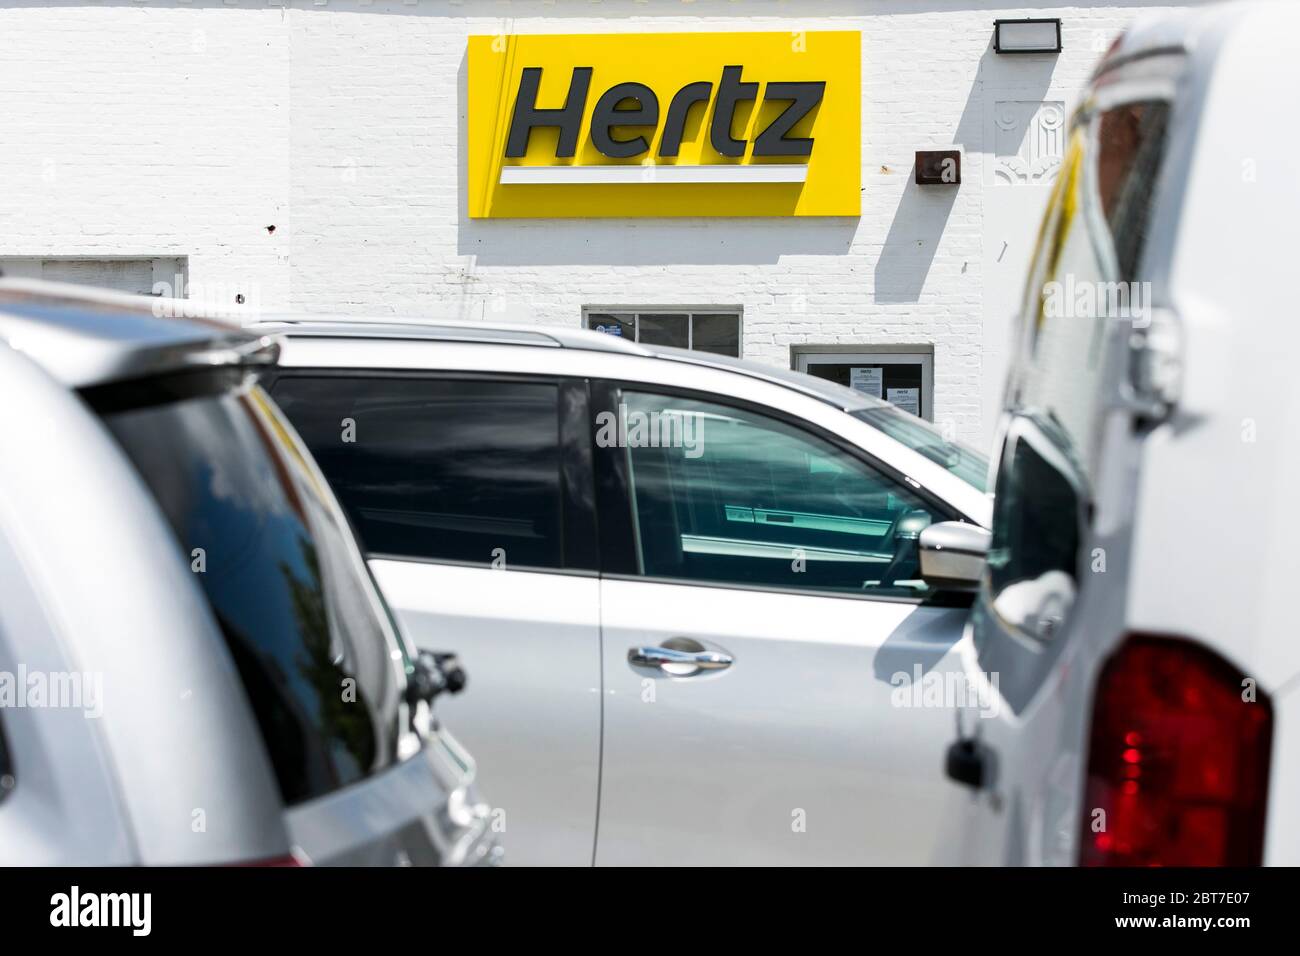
[255,319,992,865]
[946,0,1298,866]
[0,280,497,866]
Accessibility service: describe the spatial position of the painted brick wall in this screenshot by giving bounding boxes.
[0,0,1195,444]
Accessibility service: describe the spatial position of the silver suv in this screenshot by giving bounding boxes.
[257,316,991,865]
[0,281,497,865]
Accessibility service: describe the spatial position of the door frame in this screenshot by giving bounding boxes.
[588,377,966,602]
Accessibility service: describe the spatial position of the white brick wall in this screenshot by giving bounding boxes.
[0,0,1196,444]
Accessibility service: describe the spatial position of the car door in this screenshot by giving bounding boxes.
[269,371,602,866]
[590,383,980,865]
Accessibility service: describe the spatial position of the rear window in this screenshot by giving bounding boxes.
[271,376,564,570]
[100,376,411,806]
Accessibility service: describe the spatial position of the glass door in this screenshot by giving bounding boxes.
[794,351,934,421]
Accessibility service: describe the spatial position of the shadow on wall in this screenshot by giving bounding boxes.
[453,52,858,267]
[873,36,1059,304]
[874,181,959,304]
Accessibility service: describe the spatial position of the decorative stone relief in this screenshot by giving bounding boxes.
[989,100,1065,185]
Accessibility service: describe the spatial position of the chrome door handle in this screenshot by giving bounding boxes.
[628,645,733,672]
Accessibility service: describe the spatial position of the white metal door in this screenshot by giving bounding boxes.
[595,579,974,865]
[372,559,601,866]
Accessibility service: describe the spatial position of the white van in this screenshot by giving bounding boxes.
[947,0,1299,866]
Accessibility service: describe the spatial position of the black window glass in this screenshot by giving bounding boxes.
[586,312,634,342]
[585,311,741,357]
[806,362,925,418]
[273,377,563,570]
[638,313,689,349]
[986,422,1083,641]
[691,313,741,357]
[103,382,409,806]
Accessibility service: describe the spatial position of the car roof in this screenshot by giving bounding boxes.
[0,279,278,389]
[253,314,649,353]
[251,314,892,415]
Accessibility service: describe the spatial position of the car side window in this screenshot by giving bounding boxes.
[272,376,563,570]
[985,418,1083,641]
[615,390,941,598]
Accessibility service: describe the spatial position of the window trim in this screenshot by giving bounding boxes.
[590,378,970,607]
[264,367,600,578]
[582,305,743,356]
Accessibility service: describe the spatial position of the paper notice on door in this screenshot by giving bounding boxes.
[886,387,920,417]
[849,366,883,398]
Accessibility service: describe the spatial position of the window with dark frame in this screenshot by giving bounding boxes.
[271,376,565,572]
[585,309,741,357]
[618,390,941,598]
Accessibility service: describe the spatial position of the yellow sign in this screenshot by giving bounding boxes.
[467,31,861,218]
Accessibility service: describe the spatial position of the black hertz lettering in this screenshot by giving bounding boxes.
[504,66,825,160]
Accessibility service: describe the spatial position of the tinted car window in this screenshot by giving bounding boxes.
[1095,101,1170,281]
[103,379,409,806]
[619,391,943,598]
[985,419,1083,641]
[272,376,563,570]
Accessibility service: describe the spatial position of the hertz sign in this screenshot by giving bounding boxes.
[467,31,861,218]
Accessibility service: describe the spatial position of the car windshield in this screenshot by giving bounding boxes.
[97,372,414,805]
[850,405,990,492]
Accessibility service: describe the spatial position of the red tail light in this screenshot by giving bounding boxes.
[1080,635,1273,866]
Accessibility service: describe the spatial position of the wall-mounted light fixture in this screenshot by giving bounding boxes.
[915,150,961,186]
[994,18,1063,55]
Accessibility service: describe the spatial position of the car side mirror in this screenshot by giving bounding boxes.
[405,650,467,709]
[918,521,990,591]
